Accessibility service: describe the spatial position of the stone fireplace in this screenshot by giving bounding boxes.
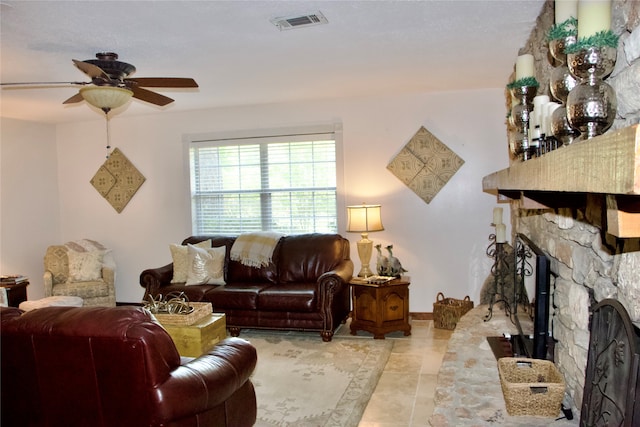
[430,3,640,424]
[516,205,640,413]
[505,0,640,416]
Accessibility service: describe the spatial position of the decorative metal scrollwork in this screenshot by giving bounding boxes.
[144,291,195,315]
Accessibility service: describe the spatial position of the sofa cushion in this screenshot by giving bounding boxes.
[257,283,317,312]
[156,283,219,303]
[205,284,269,310]
[170,239,211,283]
[278,234,346,283]
[227,259,278,284]
[52,280,111,299]
[67,249,103,282]
[185,245,226,286]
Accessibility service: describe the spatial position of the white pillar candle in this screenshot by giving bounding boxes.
[529,113,542,142]
[578,0,611,38]
[555,0,578,24]
[515,54,535,80]
[496,224,507,243]
[493,207,503,225]
[533,95,550,125]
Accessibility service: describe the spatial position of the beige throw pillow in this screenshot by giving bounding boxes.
[186,244,226,285]
[67,250,104,282]
[170,240,211,283]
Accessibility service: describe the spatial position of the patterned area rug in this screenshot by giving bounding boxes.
[243,330,393,427]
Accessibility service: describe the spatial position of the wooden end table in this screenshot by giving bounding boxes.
[349,277,411,339]
[0,276,29,307]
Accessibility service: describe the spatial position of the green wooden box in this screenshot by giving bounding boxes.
[161,313,227,357]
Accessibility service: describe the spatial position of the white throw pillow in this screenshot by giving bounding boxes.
[170,240,211,283]
[185,244,226,286]
[67,250,104,282]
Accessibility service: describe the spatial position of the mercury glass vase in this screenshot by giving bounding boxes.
[509,85,537,161]
[549,36,580,147]
[549,36,578,104]
[566,45,617,139]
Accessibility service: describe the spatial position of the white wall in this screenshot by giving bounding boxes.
[1,118,61,300]
[3,89,511,310]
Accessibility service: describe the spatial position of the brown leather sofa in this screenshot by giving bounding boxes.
[140,233,353,341]
[0,305,257,427]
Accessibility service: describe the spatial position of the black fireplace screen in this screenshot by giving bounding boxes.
[581,299,640,426]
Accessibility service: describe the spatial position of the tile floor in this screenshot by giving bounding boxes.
[357,319,453,427]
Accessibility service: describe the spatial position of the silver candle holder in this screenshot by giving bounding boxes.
[566,45,617,139]
[509,85,537,161]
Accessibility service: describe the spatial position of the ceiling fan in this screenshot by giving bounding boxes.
[1,52,198,113]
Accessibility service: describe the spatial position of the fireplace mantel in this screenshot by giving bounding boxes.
[482,125,640,237]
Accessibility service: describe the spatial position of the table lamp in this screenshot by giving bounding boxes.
[346,203,384,277]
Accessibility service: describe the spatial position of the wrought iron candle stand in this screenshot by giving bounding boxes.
[484,233,512,321]
[509,85,537,161]
[513,236,534,318]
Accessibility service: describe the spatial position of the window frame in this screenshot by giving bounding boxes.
[183,123,345,235]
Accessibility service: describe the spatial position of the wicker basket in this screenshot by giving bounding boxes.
[498,357,565,417]
[152,302,213,326]
[433,292,474,330]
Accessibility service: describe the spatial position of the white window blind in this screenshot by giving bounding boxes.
[189,128,339,235]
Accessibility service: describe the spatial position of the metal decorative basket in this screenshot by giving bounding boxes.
[144,292,212,325]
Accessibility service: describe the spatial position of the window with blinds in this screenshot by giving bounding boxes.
[188,127,340,235]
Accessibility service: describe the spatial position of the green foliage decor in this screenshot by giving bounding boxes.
[506,77,540,90]
[565,30,619,53]
[547,17,578,41]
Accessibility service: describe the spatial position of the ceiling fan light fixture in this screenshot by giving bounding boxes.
[80,86,133,112]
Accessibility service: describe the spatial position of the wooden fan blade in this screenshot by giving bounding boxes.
[1,81,88,87]
[62,92,85,104]
[127,77,198,88]
[72,59,110,80]
[132,86,174,106]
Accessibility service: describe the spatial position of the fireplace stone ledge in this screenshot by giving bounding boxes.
[429,304,578,426]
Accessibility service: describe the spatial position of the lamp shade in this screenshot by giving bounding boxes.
[346,204,384,233]
[80,86,133,111]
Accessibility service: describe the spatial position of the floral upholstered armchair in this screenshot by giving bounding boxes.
[43,239,116,307]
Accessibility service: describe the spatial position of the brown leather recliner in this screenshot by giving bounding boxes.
[0,306,257,427]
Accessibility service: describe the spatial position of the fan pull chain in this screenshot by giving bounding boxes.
[105,112,112,159]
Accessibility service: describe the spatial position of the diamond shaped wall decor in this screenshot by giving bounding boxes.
[90,148,145,213]
[387,126,464,204]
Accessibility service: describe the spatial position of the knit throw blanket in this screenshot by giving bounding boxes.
[230,231,284,268]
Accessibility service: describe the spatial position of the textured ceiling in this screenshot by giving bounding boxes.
[0,0,544,124]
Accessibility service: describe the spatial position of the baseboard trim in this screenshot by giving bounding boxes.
[410,312,432,320]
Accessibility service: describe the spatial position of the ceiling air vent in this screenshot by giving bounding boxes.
[270,11,328,30]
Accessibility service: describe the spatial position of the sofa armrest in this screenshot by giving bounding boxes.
[317,259,354,341]
[43,271,53,297]
[102,266,115,286]
[318,258,354,286]
[140,263,174,300]
[152,337,257,423]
